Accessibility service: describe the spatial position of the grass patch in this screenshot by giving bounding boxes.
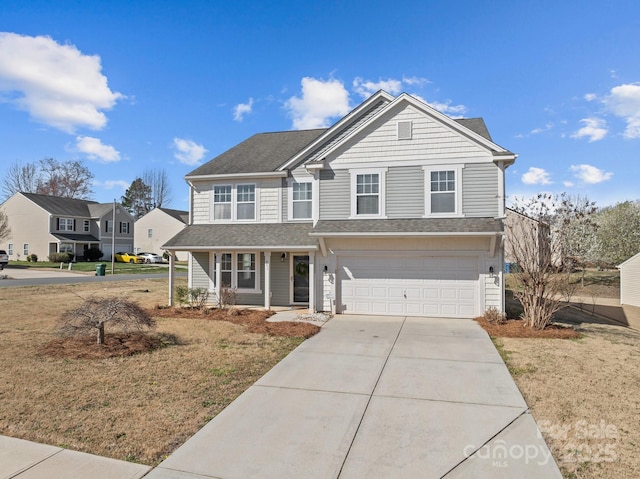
[6,260,187,274]
[0,278,309,465]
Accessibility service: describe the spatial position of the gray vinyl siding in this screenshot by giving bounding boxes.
[319,168,350,219]
[281,178,288,222]
[387,166,424,218]
[462,163,499,217]
[191,252,210,290]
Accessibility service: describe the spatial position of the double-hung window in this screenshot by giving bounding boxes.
[59,218,74,231]
[105,220,113,233]
[236,184,255,220]
[120,222,130,234]
[213,185,232,220]
[424,166,461,216]
[83,220,90,232]
[291,181,312,220]
[216,252,258,291]
[351,169,386,218]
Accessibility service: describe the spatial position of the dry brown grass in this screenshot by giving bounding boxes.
[493,321,640,479]
[0,279,309,465]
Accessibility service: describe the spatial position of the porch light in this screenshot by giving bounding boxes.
[280,252,287,262]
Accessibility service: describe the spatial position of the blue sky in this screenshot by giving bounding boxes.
[1,0,639,211]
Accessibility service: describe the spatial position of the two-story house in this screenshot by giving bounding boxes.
[0,192,135,261]
[134,207,189,261]
[164,91,516,317]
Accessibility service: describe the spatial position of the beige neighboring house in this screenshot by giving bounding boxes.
[504,208,551,272]
[134,207,189,261]
[619,252,640,307]
[0,192,135,261]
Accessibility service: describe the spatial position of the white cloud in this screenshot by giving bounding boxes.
[522,167,552,185]
[531,123,554,135]
[172,137,208,165]
[353,77,403,98]
[584,93,597,102]
[75,136,120,162]
[102,180,129,191]
[233,97,254,122]
[571,117,608,142]
[603,83,640,139]
[0,32,123,133]
[570,164,613,184]
[563,181,575,187]
[402,76,430,87]
[285,77,351,130]
[423,98,467,117]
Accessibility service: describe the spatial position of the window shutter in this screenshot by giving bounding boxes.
[56,218,60,230]
[73,219,76,231]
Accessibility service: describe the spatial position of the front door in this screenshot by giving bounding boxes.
[292,255,309,304]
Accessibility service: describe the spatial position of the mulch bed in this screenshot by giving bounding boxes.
[151,306,321,339]
[474,316,581,339]
[40,332,173,359]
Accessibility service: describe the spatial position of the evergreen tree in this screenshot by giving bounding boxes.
[121,178,152,219]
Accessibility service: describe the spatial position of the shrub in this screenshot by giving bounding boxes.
[484,306,506,324]
[84,247,103,262]
[27,254,38,262]
[220,286,238,311]
[175,286,210,310]
[49,252,74,263]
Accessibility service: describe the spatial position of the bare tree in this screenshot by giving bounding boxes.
[2,158,94,200]
[2,161,39,199]
[506,194,595,330]
[0,209,11,242]
[37,158,94,199]
[142,168,172,208]
[59,297,155,345]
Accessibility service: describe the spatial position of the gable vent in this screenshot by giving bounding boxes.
[397,121,412,140]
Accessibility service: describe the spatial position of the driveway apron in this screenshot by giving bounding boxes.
[147,315,561,478]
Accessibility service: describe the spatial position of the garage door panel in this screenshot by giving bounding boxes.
[339,255,479,318]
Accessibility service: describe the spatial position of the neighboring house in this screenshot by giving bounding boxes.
[503,208,552,271]
[164,91,516,317]
[135,207,189,261]
[619,252,640,307]
[0,192,135,261]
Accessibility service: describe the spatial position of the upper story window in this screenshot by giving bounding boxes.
[351,169,386,218]
[58,218,74,231]
[105,220,113,233]
[147,228,153,238]
[213,185,232,220]
[120,222,130,234]
[424,166,462,216]
[236,184,255,220]
[83,220,90,232]
[8,244,13,255]
[291,181,312,220]
[212,184,256,222]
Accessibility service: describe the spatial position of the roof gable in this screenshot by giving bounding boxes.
[158,207,189,224]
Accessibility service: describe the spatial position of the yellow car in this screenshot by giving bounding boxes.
[114,252,143,264]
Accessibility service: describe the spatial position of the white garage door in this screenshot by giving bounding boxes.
[101,244,133,261]
[338,255,479,318]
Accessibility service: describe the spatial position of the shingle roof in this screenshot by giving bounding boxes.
[186,129,327,177]
[455,118,492,141]
[163,223,318,249]
[158,207,189,224]
[22,192,99,217]
[52,233,100,242]
[311,218,503,235]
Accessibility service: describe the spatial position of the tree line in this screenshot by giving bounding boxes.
[1,158,172,219]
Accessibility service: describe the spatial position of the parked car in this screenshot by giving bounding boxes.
[114,252,143,264]
[0,250,8,270]
[137,252,164,264]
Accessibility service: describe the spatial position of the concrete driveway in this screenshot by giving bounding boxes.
[148,315,561,478]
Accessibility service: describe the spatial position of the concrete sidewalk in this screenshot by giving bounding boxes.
[147,315,561,478]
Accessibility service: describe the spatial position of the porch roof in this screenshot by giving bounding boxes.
[163,223,318,250]
[310,218,504,236]
[52,233,100,242]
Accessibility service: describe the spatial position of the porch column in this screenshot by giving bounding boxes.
[215,252,222,307]
[264,251,271,310]
[308,251,315,313]
[168,251,175,306]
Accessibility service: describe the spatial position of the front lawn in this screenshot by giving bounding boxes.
[0,278,309,465]
[7,260,186,274]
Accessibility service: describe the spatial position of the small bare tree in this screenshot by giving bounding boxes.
[0,209,11,243]
[59,297,155,344]
[506,194,594,330]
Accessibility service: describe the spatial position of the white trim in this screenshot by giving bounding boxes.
[397,120,412,140]
[210,182,259,223]
[212,251,262,294]
[423,165,463,217]
[311,232,500,238]
[350,168,387,219]
[185,171,287,180]
[290,254,311,305]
